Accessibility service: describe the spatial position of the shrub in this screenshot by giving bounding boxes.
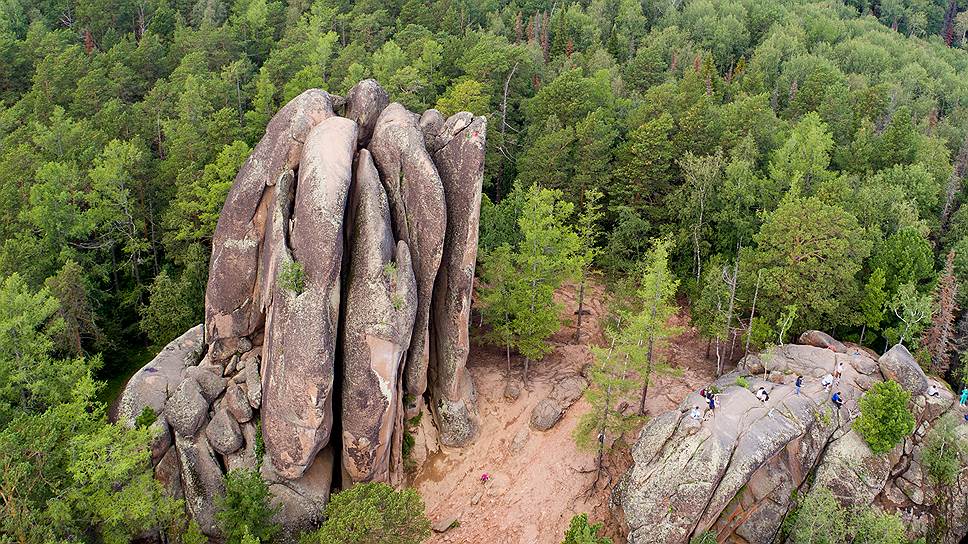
[135,406,157,428]
[735,376,750,389]
[300,482,431,544]
[922,415,963,486]
[689,531,716,544]
[850,507,906,544]
[182,519,208,544]
[278,259,305,294]
[854,380,915,454]
[784,486,846,544]
[216,469,280,544]
[562,513,612,544]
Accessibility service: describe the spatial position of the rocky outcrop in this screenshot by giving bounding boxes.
[341,149,418,484]
[370,102,448,417]
[614,338,968,544]
[120,80,486,537]
[206,90,334,361]
[261,117,357,480]
[797,329,847,352]
[429,112,486,446]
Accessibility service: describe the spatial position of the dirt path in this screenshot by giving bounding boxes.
[414,281,720,544]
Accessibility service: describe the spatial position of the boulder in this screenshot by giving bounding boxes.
[244,354,262,409]
[225,422,260,472]
[341,149,419,484]
[206,89,334,360]
[798,330,847,352]
[265,447,334,542]
[369,102,447,416]
[185,365,227,403]
[261,116,357,480]
[206,408,244,455]
[224,382,253,423]
[175,432,226,537]
[418,109,445,151]
[149,418,172,465]
[117,325,204,426]
[155,446,183,499]
[814,429,898,507]
[879,344,928,394]
[343,79,388,146]
[530,374,586,431]
[429,112,486,446]
[166,377,209,437]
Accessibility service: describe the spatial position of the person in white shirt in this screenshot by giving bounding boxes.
[821,373,834,392]
[926,384,940,397]
[690,406,702,420]
[755,387,769,403]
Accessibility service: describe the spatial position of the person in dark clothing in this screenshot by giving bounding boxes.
[832,391,844,409]
[795,376,803,395]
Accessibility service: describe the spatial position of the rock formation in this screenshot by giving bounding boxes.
[613,338,968,544]
[119,80,486,537]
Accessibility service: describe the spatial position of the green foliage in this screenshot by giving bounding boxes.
[784,486,847,544]
[561,513,612,544]
[183,519,209,544]
[735,376,750,389]
[216,469,280,544]
[435,79,489,117]
[854,381,915,455]
[689,531,717,544]
[135,406,157,428]
[300,482,431,544]
[139,244,207,347]
[278,259,305,294]
[922,415,964,486]
[850,508,907,544]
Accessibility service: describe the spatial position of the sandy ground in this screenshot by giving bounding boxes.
[414,281,721,544]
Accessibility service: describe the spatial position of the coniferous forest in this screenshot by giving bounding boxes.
[4,0,968,542]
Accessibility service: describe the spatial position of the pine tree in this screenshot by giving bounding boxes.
[512,184,580,383]
[574,189,603,343]
[477,244,518,381]
[859,268,888,346]
[922,251,959,374]
[622,239,681,416]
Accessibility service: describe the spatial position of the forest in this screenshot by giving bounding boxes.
[4,0,968,541]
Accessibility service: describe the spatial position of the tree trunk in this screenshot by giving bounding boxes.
[575,279,586,343]
[743,270,761,359]
[859,324,866,346]
[639,281,661,416]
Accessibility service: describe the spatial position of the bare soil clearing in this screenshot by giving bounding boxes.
[414,281,719,544]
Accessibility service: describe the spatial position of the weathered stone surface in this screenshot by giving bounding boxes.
[614,365,849,543]
[224,382,253,423]
[175,432,226,537]
[879,344,928,394]
[814,429,898,506]
[118,325,204,426]
[341,149,418,484]
[207,408,244,455]
[225,422,260,472]
[206,89,334,360]
[264,447,334,542]
[529,374,586,431]
[261,116,357,480]
[418,108,445,151]
[149,418,172,465]
[185,365,227,403]
[370,102,447,416]
[155,446,183,500]
[429,112,486,446]
[166,377,209,437]
[344,79,388,146]
[244,354,262,409]
[798,330,848,352]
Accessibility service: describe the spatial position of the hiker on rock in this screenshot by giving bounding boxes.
[926,384,940,398]
[960,387,968,406]
[821,373,834,392]
[795,375,803,395]
[690,406,702,421]
[755,387,769,403]
[707,393,717,412]
[833,360,845,384]
[832,391,844,409]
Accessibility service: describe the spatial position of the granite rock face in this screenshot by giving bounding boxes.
[369,102,448,417]
[119,80,486,538]
[614,337,968,544]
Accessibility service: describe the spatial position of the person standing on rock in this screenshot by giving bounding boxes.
[961,387,968,406]
[832,391,844,409]
[795,375,804,395]
[833,359,845,384]
[707,393,717,412]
